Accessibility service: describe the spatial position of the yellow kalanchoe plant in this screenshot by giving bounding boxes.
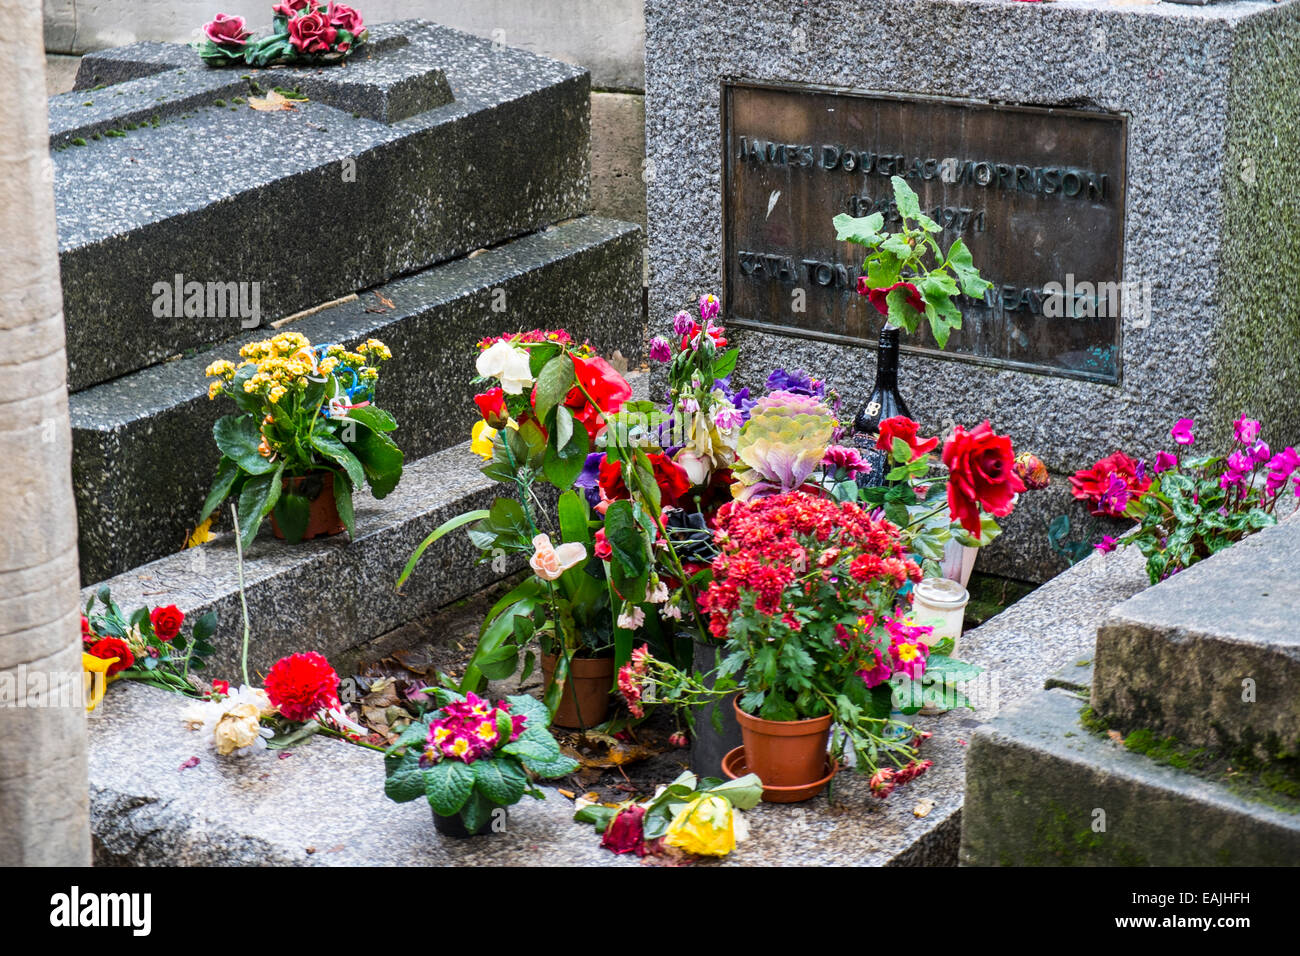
[201,331,404,546]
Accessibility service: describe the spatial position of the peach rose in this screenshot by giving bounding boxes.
[529,533,586,581]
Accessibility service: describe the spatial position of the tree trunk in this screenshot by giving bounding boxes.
[0,1,91,865]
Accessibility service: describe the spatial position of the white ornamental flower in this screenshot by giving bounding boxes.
[476,340,534,395]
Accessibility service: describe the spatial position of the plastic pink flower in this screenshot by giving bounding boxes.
[699,294,720,323]
[672,311,694,336]
[649,336,672,362]
[1170,418,1195,446]
[529,533,587,581]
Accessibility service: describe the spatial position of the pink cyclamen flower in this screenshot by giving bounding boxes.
[1265,447,1300,495]
[1233,415,1262,445]
[203,13,251,45]
[648,336,672,362]
[1170,418,1195,446]
[1250,440,1272,465]
[1095,535,1119,554]
[1153,451,1178,473]
[1219,450,1252,491]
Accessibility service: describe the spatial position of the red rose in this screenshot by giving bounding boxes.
[287,10,338,52]
[941,421,1026,537]
[861,280,924,317]
[1069,451,1150,517]
[474,387,508,428]
[327,1,365,35]
[81,614,94,643]
[88,637,134,676]
[877,416,938,461]
[272,0,312,16]
[264,651,341,722]
[599,453,691,507]
[565,355,632,440]
[203,13,251,46]
[600,804,647,856]
[149,604,184,643]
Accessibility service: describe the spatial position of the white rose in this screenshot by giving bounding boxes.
[476,341,534,395]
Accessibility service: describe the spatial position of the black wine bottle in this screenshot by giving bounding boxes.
[851,325,910,488]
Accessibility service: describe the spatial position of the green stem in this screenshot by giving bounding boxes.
[231,502,253,688]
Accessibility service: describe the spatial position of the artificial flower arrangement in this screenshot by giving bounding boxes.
[198,3,367,67]
[834,176,994,347]
[574,769,763,859]
[81,589,217,710]
[202,331,403,546]
[1069,414,1299,583]
[398,320,744,726]
[383,689,578,836]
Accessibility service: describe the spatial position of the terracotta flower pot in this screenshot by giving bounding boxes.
[541,653,614,729]
[271,470,347,541]
[733,696,833,790]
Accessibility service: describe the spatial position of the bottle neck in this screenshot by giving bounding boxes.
[874,326,901,390]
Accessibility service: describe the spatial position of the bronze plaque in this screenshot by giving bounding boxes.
[722,82,1128,383]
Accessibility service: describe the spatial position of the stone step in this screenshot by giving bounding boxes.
[960,686,1300,866]
[1092,515,1300,758]
[72,215,644,583]
[53,19,591,390]
[82,439,517,680]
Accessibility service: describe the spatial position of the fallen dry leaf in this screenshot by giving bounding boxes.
[913,798,936,818]
[185,517,214,548]
[248,90,300,112]
[557,789,577,800]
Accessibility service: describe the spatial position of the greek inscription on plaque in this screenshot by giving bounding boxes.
[722,82,1129,383]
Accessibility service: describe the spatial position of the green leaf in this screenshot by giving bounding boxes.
[192,610,217,645]
[423,758,475,816]
[459,790,496,832]
[534,353,575,422]
[349,426,404,498]
[332,468,355,537]
[395,509,490,589]
[472,758,528,806]
[555,403,574,452]
[542,425,589,488]
[505,692,552,729]
[199,457,240,523]
[476,643,522,681]
[891,175,921,220]
[213,415,275,475]
[343,405,397,433]
[235,464,283,547]
[311,432,365,490]
[602,499,648,577]
[272,491,311,544]
[574,803,619,832]
[712,347,740,379]
[885,286,923,333]
[947,238,992,298]
[833,211,885,245]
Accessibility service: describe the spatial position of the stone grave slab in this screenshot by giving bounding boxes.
[52,19,590,390]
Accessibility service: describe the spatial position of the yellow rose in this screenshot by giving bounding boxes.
[213,702,263,756]
[662,795,736,857]
[471,420,497,459]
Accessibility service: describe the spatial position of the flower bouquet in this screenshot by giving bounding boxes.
[198,3,368,67]
[201,331,402,546]
[1071,415,1299,583]
[383,689,578,837]
[81,588,217,708]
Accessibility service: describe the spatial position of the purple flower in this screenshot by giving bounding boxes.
[699,294,720,323]
[1095,535,1119,554]
[1135,459,1147,482]
[1170,418,1195,446]
[714,377,755,419]
[1098,473,1130,516]
[1154,451,1178,473]
[764,368,826,399]
[575,452,606,507]
[1233,415,1261,445]
[672,311,694,336]
[649,336,672,362]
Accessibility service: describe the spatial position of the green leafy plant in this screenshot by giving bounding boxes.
[201,331,403,546]
[383,689,578,832]
[833,176,994,347]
